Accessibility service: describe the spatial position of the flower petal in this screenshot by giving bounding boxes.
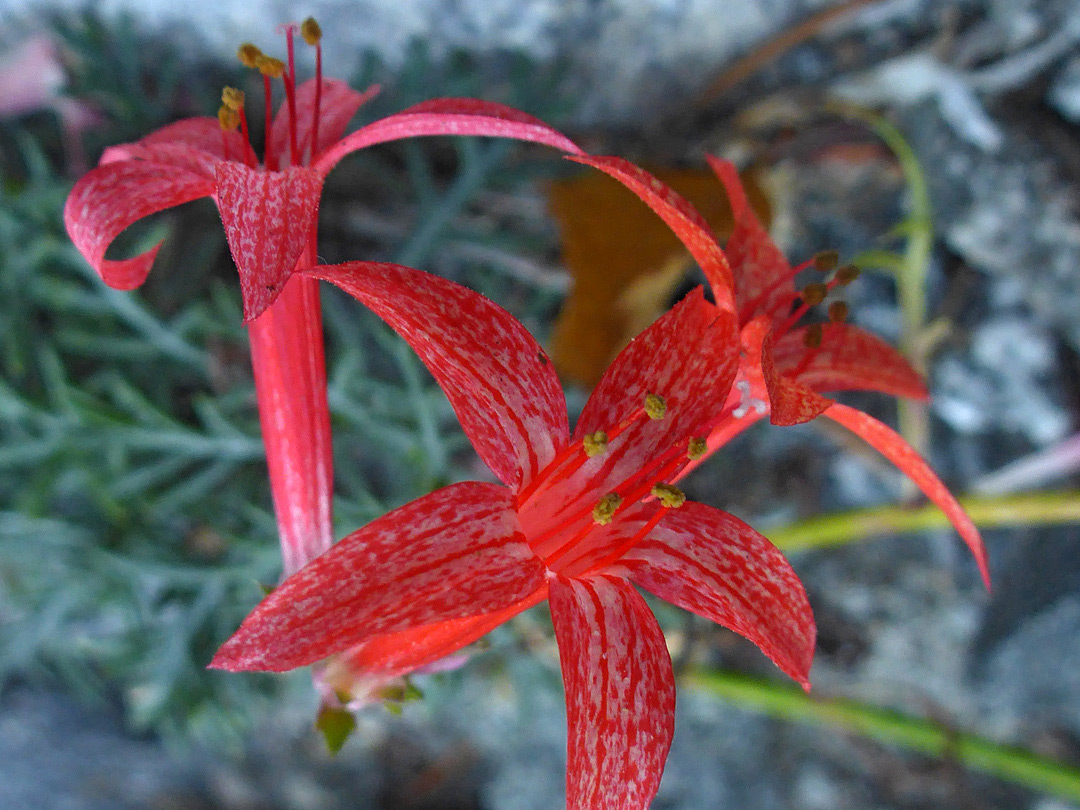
[211,482,544,672]
[620,501,815,687]
[575,288,738,468]
[549,575,675,810]
[64,160,214,289]
[248,274,334,575]
[824,402,991,589]
[100,117,242,175]
[706,155,795,322]
[567,155,736,313]
[313,98,582,175]
[214,162,323,322]
[336,586,548,685]
[772,324,928,400]
[270,78,379,164]
[308,261,569,491]
[739,316,832,426]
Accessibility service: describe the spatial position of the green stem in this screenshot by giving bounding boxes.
[766,490,1080,551]
[688,670,1080,803]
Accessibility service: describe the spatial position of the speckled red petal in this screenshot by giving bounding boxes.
[549,575,675,810]
[64,160,214,289]
[568,155,737,313]
[308,260,570,491]
[214,162,323,322]
[271,78,378,163]
[211,482,545,672]
[824,403,991,589]
[621,501,815,687]
[313,97,582,175]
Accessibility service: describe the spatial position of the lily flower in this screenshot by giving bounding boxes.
[571,155,989,588]
[212,260,815,810]
[63,19,581,575]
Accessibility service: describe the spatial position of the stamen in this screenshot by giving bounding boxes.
[303,17,324,161]
[237,43,262,68]
[828,301,849,323]
[221,86,245,111]
[803,323,824,348]
[644,393,667,420]
[738,255,818,323]
[583,431,609,457]
[687,437,708,460]
[218,105,240,131]
[300,17,322,45]
[255,54,285,78]
[283,24,300,165]
[650,483,686,509]
[834,265,860,286]
[799,283,827,307]
[813,250,840,272]
[592,493,623,525]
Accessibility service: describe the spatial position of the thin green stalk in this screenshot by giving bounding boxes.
[767,490,1080,552]
[687,670,1080,803]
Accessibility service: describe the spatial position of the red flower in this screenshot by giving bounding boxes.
[572,155,989,588]
[62,21,581,575]
[212,261,815,810]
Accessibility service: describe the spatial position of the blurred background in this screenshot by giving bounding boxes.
[1,0,1079,808]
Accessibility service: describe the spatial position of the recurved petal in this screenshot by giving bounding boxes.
[706,156,795,321]
[567,156,736,313]
[575,288,738,470]
[308,261,570,491]
[620,501,815,687]
[64,159,214,290]
[100,117,243,175]
[740,316,832,426]
[211,482,545,672]
[214,162,323,322]
[824,402,991,589]
[773,324,928,400]
[549,575,675,810]
[313,97,582,175]
[270,78,379,163]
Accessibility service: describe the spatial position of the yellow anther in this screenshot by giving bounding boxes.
[651,483,686,509]
[644,393,667,420]
[800,283,828,307]
[301,17,323,45]
[687,437,708,460]
[255,54,285,78]
[217,104,240,131]
[803,323,824,348]
[592,493,623,525]
[237,43,262,68]
[834,265,861,285]
[221,86,245,111]
[828,301,849,323]
[813,250,839,272]
[583,431,609,458]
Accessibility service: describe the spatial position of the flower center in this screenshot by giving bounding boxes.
[218,17,324,170]
[516,394,703,578]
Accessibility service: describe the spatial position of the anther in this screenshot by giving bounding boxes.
[592,493,623,525]
[651,483,686,509]
[644,393,667,420]
[237,43,262,68]
[221,86,245,111]
[256,54,286,78]
[301,17,322,45]
[813,250,840,272]
[799,283,828,307]
[687,437,708,460]
[583,431,609,458]
[217,105,240,131]
[803,323,824,348]
[834,265,860,286]
[828,301,849,323]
